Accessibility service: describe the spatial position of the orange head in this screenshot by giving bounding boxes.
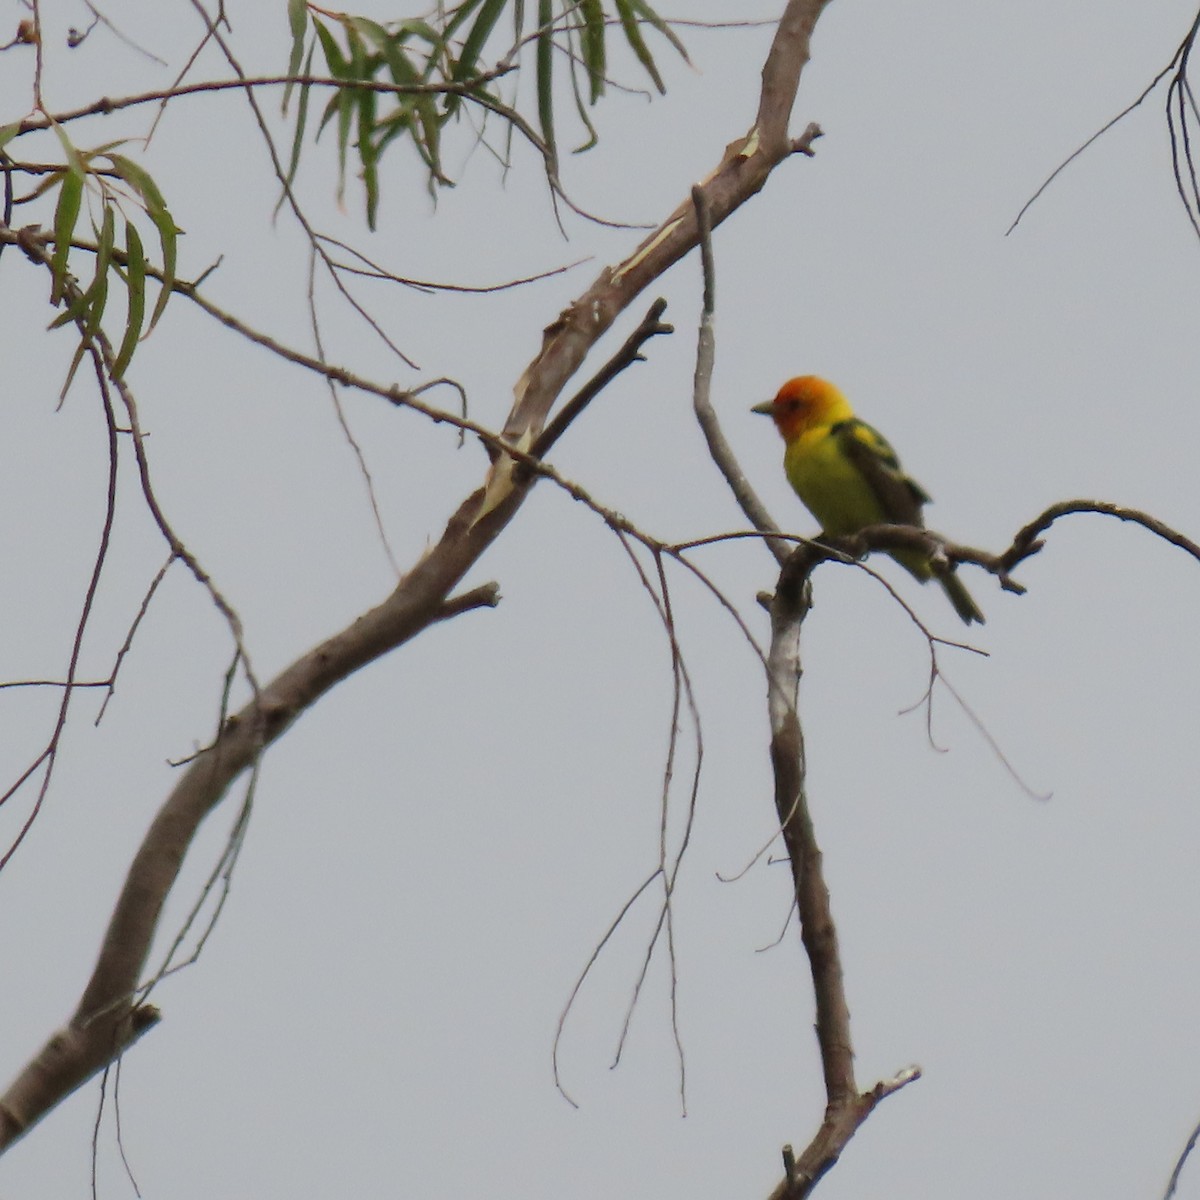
[752,376,854,442]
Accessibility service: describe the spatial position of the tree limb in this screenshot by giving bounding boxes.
[689,184,787,562]
[760,542,919,1199]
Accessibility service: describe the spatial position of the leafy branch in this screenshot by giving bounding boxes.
[3,125,179,387]
[287,0,688,225]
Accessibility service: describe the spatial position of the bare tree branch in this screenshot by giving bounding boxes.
[759,540,920,1199]
[1165,1111,1200,1200]
[1007,7,1200,236]
[689,183,788,562]
[530,298,673,460]
[754,491,1200,1193]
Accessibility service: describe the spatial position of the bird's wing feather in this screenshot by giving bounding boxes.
[833,419,930,526]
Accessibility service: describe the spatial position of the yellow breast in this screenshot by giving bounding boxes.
[783,426,889,536]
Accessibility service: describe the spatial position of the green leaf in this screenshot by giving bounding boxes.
[440,0,487,47]
[452,0,504,81]
[357,82,380,228]
[354,20,450,187]
[47,293,88,329]
[624,0,686,55]
[113,219,145,379]
[347,16,392,56]
[80,138,129,160]
[47,123,86,305]
[393,18,441,47]
[144,201,176,332]
[415,93,449,183]
[0,122,23,151]
[84,204,115,336]
[94,205,114,278]
[434,0,486,117]
[106,154,176,331]
[578,0,605,103]
[613,0,664,93]
[335,96,354,205]
[49,122,84,172]
[312,12,352,168]
[535,0,556,169]
[23,168,66,205]
[566,40,600,153]
[354,17,420,93]
[279,40,316,214]
[333,21,371,205]
[50,165,83,306]
[287,0,307,60]
[344,17,370,76]
[83,260,109,336]
[105,152,168,215]
[313,16,348,77]
[623,0,689,65]
[283,0,309,112]
[58,339,89,403]
[47,205,113,333]
[374,109,411,156]
[315,89,342,141]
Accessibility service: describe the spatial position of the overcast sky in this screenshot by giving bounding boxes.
[4,2,1200,1198]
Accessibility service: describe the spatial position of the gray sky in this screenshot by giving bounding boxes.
[4,2,1200,1197]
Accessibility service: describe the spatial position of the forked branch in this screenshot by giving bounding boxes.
[760,547,921,1200]
[756,495,1200,1197]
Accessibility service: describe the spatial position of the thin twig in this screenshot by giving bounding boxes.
[16,71,520,135]
[689,185,785,561]
[0,325,121,866]
[1164,1114,1200,1200]
[531,299,673,460]
[305,244,402,577]
[95,555,176,725]
[1008,8,1200,236]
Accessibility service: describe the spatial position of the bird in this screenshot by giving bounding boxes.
[752,375,984,625]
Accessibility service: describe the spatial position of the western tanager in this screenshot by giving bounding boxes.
[753,375,984,625]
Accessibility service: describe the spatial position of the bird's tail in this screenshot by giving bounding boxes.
[938,570,985,626]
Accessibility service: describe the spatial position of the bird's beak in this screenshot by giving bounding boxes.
[751,400,774,416]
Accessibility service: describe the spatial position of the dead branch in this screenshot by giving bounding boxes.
[1007,8,1200,237]
[759,539,920,1198]
[530,298,673,461]
[815,498,1200,602]
[689,184,786,558]
[754,493,1200,1194]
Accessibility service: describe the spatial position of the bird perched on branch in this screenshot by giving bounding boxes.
[753,375,984,625]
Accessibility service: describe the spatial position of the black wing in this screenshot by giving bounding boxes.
[833,418,931,527]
